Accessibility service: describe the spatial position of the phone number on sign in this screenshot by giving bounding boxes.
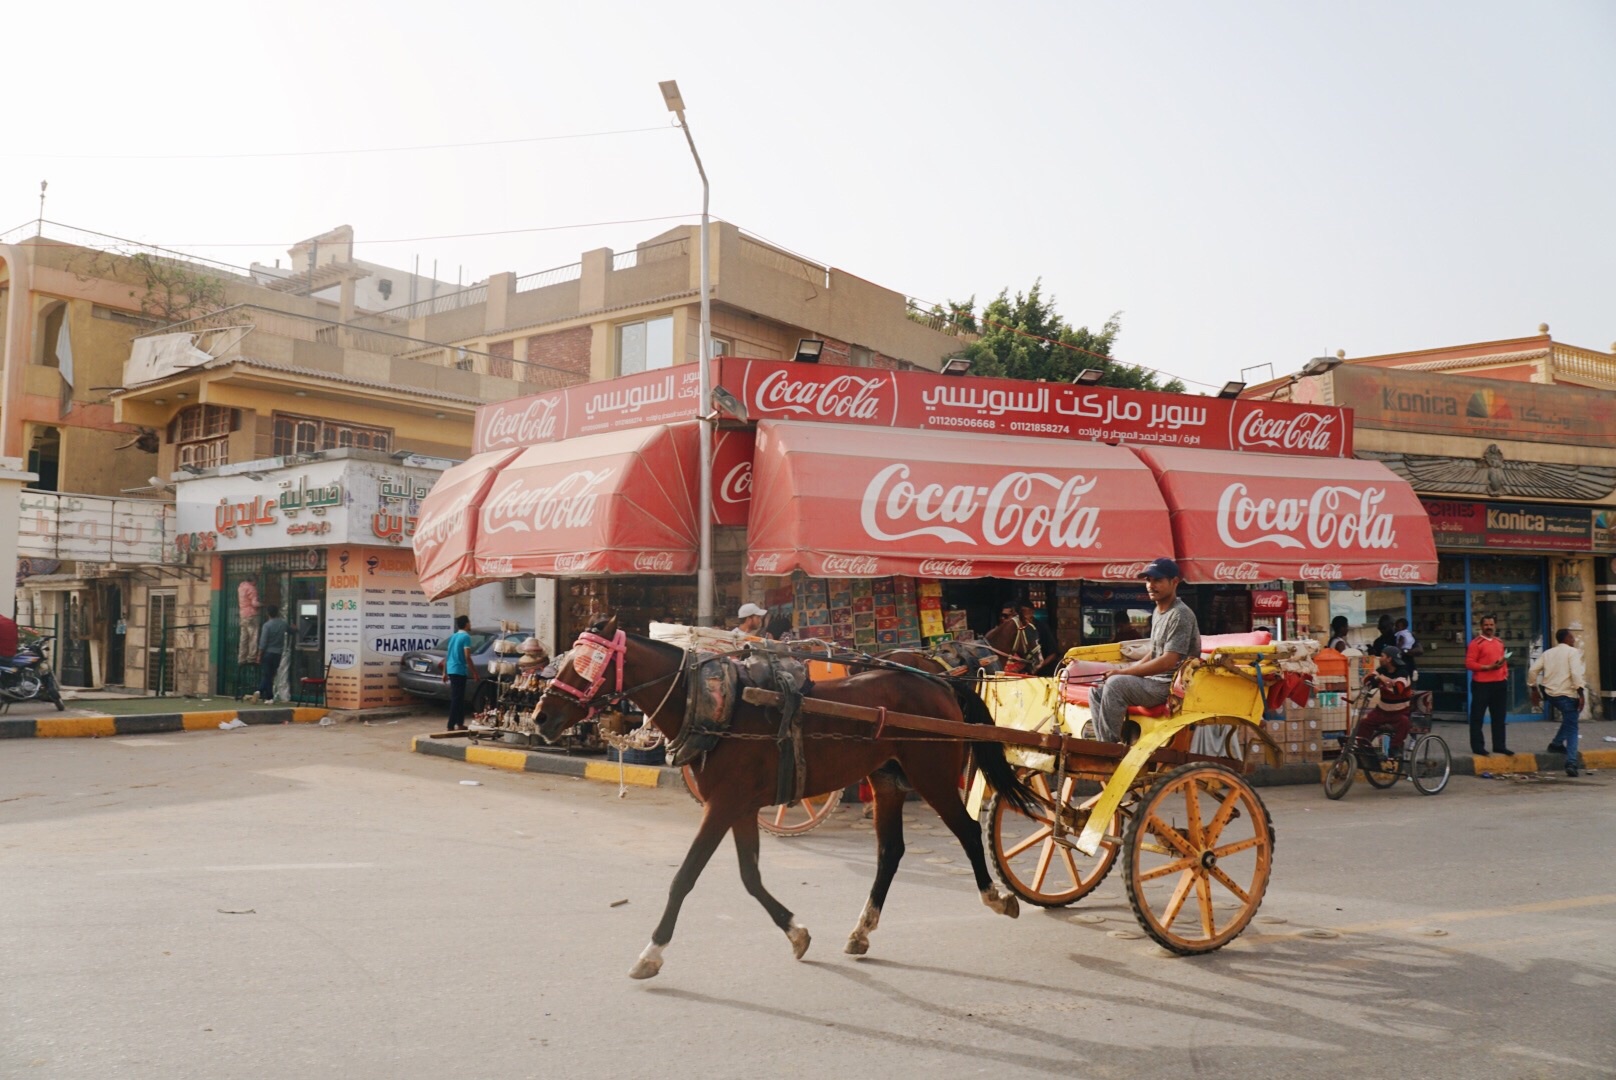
[923,415,998,431]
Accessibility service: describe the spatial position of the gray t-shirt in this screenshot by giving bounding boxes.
[258,617,289,655]
[1147,599,1201,682]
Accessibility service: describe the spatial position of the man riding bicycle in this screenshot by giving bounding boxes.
[1352,645,1415,752]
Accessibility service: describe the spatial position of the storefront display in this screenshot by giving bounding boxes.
[558,576,699,646]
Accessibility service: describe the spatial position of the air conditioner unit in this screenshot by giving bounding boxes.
[504,577,537,599]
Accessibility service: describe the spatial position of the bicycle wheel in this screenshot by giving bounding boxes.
[983,767,1118,907]
[1364,737,1399,788]
[1409,734,1451,795]
[1323,752,1355,800]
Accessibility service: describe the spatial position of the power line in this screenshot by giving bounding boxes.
[0,125,675,161]
[137,214,703,249]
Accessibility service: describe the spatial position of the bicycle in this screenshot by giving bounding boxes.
[1323,691,1450,798]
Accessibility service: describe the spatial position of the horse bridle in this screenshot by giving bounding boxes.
[537,628,685,723]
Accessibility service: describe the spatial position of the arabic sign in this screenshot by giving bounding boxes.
[744,420,1175,580]
[720,358,1351,456]
[1330,366,1616,447]
[176,459,448,554]
[324,546,453,710]
[473,365,702,453]
[1133,446,1437,584]
[19,492,174,565]
[1420,497,1596,553]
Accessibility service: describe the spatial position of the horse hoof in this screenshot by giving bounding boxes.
[628,958,662,980]
[982,888,1020,919]
[787,922,812,960]
[844,935,869,956]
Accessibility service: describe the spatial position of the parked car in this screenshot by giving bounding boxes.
[397,628,532,705]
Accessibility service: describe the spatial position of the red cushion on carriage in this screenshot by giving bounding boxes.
[1060,681,1171,718]
[1199,631,1271,651]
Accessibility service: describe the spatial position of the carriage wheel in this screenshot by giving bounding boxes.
[1322,752,1356,800]
[983,768,1118,907]
[1409,734,1451,795]
[1122,762,1274,955]
[680,765,844,837]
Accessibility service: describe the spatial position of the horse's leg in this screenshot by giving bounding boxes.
[731,812,810,960]
[846,766,905,955]
[629,802,733,980]
[904,746,1020,920]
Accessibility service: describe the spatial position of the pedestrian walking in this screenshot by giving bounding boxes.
[1529,628,1587,776]
[443,615,476,731]
[1465,614,1511,756]
[255,605,288,703]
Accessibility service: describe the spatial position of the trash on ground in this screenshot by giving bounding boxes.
[318,717,335,726]
[610,899,629,908]
[459,780,482,786]
[218,719,248,730]
[363,719,399,726]
[216,908,255,915]
[1604,736,1616,743]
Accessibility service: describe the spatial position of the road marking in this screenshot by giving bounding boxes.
[1335,893,1616,934]
[99,862,378,875]
[36,717,117,738]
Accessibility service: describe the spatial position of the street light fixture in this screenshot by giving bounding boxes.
[1073,368,1105,386]
[939,357,972,376]
[661,79,716,625]
[793,338,825,363]
[1301,355,1342,377]
[1217,380,1246,399]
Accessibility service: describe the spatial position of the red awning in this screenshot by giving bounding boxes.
[1129,445,1437,585]
[413,447,524,600]
[471,422,700,583]
[745,420,1175,580]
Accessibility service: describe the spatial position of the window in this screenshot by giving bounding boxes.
[617,315,674,375]
[147,592,177,694]
[272,413,391,457]
[710,338,731,359]
[172,405,235,469]
[849,345,873,367]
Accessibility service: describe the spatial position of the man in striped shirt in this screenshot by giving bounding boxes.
[1353,645,1416,752]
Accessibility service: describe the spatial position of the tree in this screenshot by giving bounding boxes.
[920,282,1185,393]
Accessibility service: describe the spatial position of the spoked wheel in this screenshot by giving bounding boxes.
[1322,751,1356,800]
[1408,734,1451,795]
[983,767,1119,907]
[1363,736,1399,789]
[681,765,844,837]
[1123,762,1274,955]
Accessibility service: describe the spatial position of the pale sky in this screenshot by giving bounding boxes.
[5,0,1611,390]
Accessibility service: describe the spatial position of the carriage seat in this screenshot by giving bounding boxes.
[1057,631,1272,716]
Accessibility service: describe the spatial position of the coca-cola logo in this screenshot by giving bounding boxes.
[482,395,562,449]
[751,553,784,574]
[1212,561,1263,581]
[553,552,592,573]
[1215,483,1395,551]
[860,465,1102,550]
[478,555,515,574]
[1236,408,1338,453]
[412,490,474,557]
[753,369,891,422]
[718,461,752,505]
[1101,562,1147,579]
[1013,561,1065,579]
[1299,563,1344,580]
[1379,563,1424,582]
[633,551,676,572]
[917,558,974,577]
[822,554,880,575]
[482,468,616,535]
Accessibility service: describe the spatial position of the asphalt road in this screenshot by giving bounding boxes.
[3,718,1613,1080]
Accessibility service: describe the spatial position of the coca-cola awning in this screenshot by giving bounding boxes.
[745,420,1175,581]
[413,447,524,600]
[1129,446,1437,585]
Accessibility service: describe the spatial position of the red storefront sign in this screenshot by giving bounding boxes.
[1132,446,1436,584]
[745,421,1174,580]
[711,428,754,527]
[719,358,1353,457]
[473,366,702,453]
[1421,497,1593,552]
[1251,590,1291,616]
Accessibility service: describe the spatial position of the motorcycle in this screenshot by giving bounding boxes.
[0,642,66,710]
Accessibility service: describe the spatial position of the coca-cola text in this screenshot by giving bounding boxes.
[1216,483,1395,551]
[1235,409,1339,453]
[917,558,973,577]
[481,395,563,448]
[482,468,616,535]
[753,369,892,422]
[860,465,1102,550]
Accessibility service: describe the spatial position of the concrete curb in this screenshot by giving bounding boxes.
[0,707,329,739]
[410,735,683,789]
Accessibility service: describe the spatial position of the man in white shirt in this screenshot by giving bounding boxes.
[1529,628,1587,776]
[735,603,768,639]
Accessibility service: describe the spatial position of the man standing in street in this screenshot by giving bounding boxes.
[255,605,288,703]
[1466,614,1511,756]
[1093,558,1200,742]
[443,615,476,732]
[1016,602,1061,675]
[1530,628,1587,776]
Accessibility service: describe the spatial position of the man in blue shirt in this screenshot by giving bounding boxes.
[443,615,476,731]
[256,605,289,703]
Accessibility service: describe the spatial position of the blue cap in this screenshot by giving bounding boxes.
[1137,557,1182,580]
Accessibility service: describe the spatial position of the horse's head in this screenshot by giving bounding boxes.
[983,613,1042,672]
[535,614,622,743]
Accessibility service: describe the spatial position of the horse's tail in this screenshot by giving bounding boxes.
[949,682,1039,816]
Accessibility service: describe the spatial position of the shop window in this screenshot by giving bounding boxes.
[1468,556,1540,586]
[171,404,235,470]
[617,315,674,375]
[1437,556,1465,584]
[271,413,390,457]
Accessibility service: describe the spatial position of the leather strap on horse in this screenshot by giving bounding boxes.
[768,655,807,807]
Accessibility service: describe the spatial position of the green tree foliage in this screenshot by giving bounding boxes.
[923,282,1185,393]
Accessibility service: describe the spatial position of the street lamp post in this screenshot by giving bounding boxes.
[659,79,716,626]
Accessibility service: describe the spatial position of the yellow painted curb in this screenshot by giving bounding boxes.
[1474,751,1539,774]
[584,761,661,788]
[1581,749,1616,769]
[181,711,240,731]
[465,745,531,772]
[35,716,118,738]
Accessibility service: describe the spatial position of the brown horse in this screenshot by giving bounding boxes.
[536,616,1037,979]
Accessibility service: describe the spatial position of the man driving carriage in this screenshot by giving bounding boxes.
[1092,557,1201,741]
[1352,644,1416,751]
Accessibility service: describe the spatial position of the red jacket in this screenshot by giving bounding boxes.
[1466,635,1506,683]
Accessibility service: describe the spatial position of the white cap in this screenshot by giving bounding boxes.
[737,603,768,619]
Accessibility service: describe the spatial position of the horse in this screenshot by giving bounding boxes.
[535,615,1038,980]
[873,612,1042,678]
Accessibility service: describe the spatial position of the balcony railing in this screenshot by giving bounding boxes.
[515,261,583,292]
[1552,344,1616,386]
[366,282,489,320]
[611,236,689,272]
[0,219,251,279]
[737,230,831,289]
